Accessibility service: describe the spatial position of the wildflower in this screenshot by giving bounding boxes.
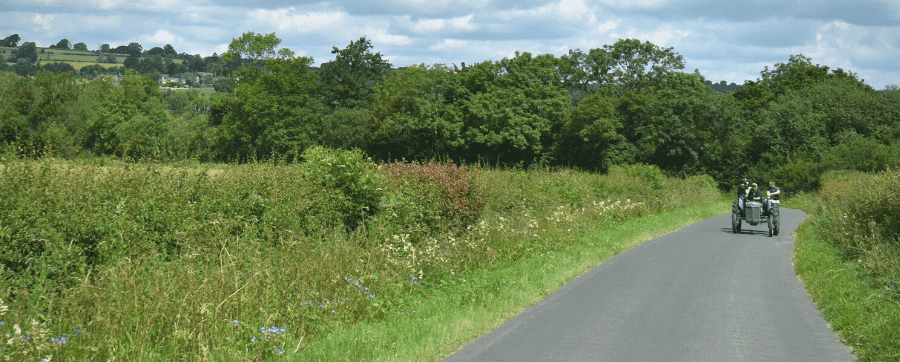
[51,336,68,344]
[252,336,258,342]
[367,294,375,299]
[232,319,239,326]
[260,327,266,334]
[331,310,336,314]
[275,347,285,355]
[0,321,4,328]
[72,328,82,335]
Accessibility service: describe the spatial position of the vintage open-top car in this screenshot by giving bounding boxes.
[732,191,780,237]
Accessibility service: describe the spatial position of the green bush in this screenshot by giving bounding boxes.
[299,146,383,231]
[816,169,900,290]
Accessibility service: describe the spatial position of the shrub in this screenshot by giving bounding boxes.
[379,160,484,238]
[299,146,382,231]
[816,169,900,289]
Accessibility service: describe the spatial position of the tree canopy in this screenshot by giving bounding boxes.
[2,33,897,193]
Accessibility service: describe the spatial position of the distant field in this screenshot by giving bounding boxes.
[1,46,183,67]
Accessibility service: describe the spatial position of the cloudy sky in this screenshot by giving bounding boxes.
[1,0,898,89]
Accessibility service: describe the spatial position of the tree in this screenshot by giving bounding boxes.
[213,32,320,160]
[124,55,140,70]
[319,37,392,109]
[212,56,321,160]
[0,34,20,47]
[126,42,143,57]
[73,42,88,51]
[367,64,467,159]
[145,46,165,56]
[559,39,685,97]
[86,75,170,156]
[54,38,71,50]
[222,32,295,83]
[80,64,106,77]
[733,54,868,115]
[556,92,634,171]
[456,52,571,165]
[616,71,731,176]
[163,44,176,57]
[100,44,110,53]
[18,41,37,63]
[41,62,76,74]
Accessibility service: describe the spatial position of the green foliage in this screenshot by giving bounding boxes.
[368,64,466,160]
[17,41,37,63]
[0,33,20,47]
[299,146,383,230]
[380,160,484,237]
[800,170,900,360]
[616,71,725,176]
[559,38,685,96]
[822,137,900,173]
[609,163,667,191]
[0,156,721,360]
[558,92,633,171]
[212,56,321,161]
[85,75,171,157]
[319,37,392,109]
[458,52,570,165]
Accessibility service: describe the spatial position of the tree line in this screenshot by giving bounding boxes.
[2,32,899,192]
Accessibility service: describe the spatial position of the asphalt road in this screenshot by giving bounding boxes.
[442,209,856,362]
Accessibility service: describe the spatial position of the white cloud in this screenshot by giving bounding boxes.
[364,26,413,46]
[246,8,349,35]
[431,38,469,51]
[147,29,176,44]
[32,13,56,31]
[597,20,618,33]
[409,14,478,34]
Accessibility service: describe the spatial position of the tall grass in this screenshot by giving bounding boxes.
[790,169,900,361]
[0,149,721,361]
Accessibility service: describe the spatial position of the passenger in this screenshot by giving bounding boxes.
[765,181,781,214]
[737,181,748,212]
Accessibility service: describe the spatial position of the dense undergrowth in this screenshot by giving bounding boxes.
[791,169,900,361]
[0,147,720,361]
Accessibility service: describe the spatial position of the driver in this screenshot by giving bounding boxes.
[748,183,762,203]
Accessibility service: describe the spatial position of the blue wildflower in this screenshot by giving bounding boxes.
[275,347,285,355]
[72,327,82,335]
[367,294,375,300]
[260,327,266,334]
[51,336,68,344]
[0,321,4,327]
[232,319,239,326]
[252,336,258,342]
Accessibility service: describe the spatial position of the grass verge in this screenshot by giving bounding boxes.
[788,195,900,362]
[295,201,728,361]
